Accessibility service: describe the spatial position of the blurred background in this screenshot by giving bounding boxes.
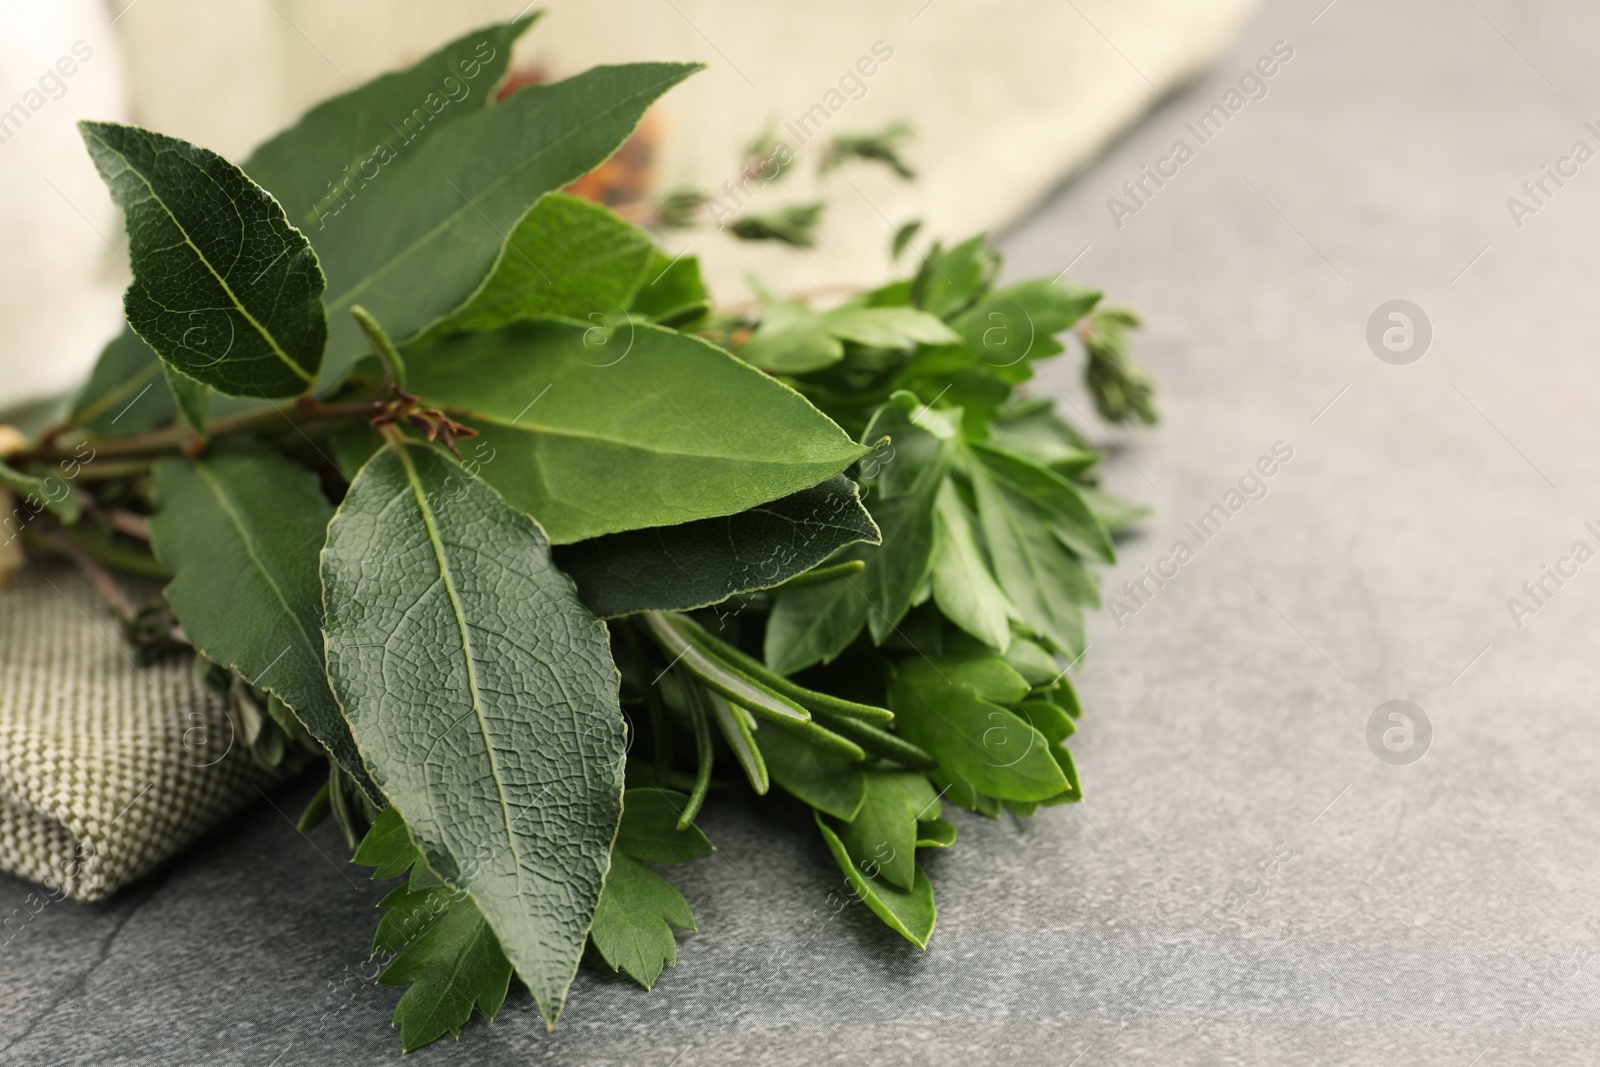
[0,0,1256,404]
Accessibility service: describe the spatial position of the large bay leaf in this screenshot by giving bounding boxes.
[554,476,879,617]
[313,62,700,380]
[81,123,326,398]
[403,320,865,543]
[242,19,531,226]
[149,447,372,795]
[321,442,625,1027]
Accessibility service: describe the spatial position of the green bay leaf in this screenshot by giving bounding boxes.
[149,447,372,795]
[403,320,865,543]
[243,19,532,226]
[313,62,700,381]
[555,475,879,617]
[427,193,655,337]
[321,443,625,1028]
[80,122,326,398]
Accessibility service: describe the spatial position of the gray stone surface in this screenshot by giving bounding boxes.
[6,0,1600,1062]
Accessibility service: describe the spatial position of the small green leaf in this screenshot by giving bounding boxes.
[617,789,712,864]
[815,812,935,949]
[762,398,950,674]
[1016,699,1075,744]
[889,658,1068,803]
[741,303,958,375]
[1001,638,1059,686]
[758,729,867,821]
[555,476,879,617]
[968,459,1094,657]
[729,201,824,247]
[589,853,694,989]
[1080,485,1152,533]
[628,251,710,327]
[81,122,326,397]
[912,234,998,319]
[427,194,655,337]
[970,442,1113,563]
[352,805,416,881]
[915,818,958,849]
[930,480,1013,651]
[833,770,939,891]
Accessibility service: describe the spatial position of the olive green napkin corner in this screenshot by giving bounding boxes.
[0,563,271,903]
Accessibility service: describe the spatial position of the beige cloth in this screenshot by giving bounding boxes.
[0,564,268,902]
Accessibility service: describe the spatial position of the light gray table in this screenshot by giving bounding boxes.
[6,0,1600,1063]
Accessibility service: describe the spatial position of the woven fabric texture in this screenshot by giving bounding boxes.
[0,563,269,902]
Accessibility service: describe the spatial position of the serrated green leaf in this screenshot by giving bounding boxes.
[589,853,694,989]
[148,447,373,796]
[968,458,1092,657]
[312,62,701,382]
[762,398,950,674]
[889,657,1068,803]
[815,812,935,949]
[353,804,416,881]
[761,473,941,675]
[741,302,958,375]
[930,480,1013,651]
[243,20,530,225]
[617,788,712,864]
[376,886,514,1051]
[428,194,655,337]
[80,122,326,397]
[555,476,879,617]
[322,442,626,1029]
[403,320,865,543]
[984,397,1094,469]
[913,234,998,319]
[1080,484,1152,533]
[970,442,1112,563]
[758,728,867,821]
[833,770,939,891]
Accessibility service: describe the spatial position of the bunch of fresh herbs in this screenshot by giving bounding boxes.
[0,17,1153,1051]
